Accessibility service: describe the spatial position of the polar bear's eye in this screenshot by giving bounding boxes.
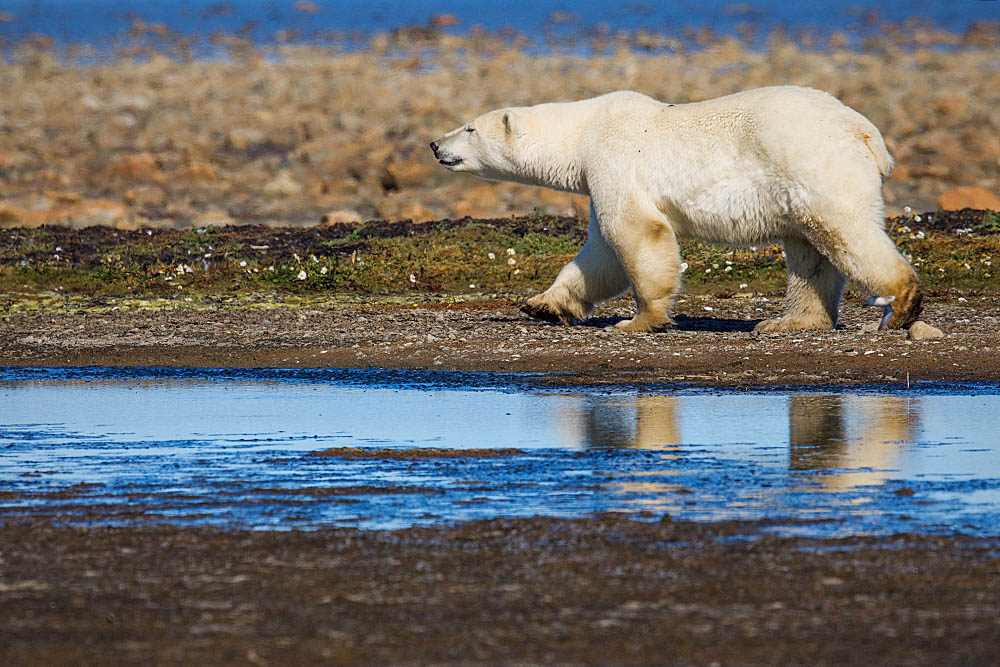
[465,126,476,133]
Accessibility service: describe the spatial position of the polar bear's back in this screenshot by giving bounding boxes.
[582,86,894,245]
[681,86,892,177]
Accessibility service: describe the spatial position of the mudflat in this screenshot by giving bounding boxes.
[1,517,998,665]
[3,286,999,387]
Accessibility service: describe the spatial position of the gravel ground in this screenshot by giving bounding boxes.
[2,291,998,386]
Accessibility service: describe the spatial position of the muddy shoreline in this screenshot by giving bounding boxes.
[1,516,998,665]
[3,291,998,386]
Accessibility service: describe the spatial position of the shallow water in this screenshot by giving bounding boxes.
[2,367,999,537]
[2,0,993,48]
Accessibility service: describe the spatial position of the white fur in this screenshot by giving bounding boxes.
[431,86,921,332]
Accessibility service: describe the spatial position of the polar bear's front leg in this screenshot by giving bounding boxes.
[521,205,630,325]
[602,205,682,333]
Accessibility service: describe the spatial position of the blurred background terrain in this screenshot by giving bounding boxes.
[0,1,997,230]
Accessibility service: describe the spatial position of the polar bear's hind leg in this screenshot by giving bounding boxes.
[802,214,922,331]
[754,237,846,332]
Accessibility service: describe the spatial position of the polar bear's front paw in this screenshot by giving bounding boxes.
[520,294,579,325]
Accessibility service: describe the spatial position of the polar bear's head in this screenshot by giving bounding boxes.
[431,101,588,193]
[430,109,524,182]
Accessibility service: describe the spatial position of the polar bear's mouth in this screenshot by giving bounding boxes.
[438,157,463,167]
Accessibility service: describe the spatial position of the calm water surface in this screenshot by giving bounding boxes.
[1,1,994,48]
[2,367,999,537]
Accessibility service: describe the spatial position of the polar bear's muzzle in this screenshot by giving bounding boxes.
[429,140,464,168]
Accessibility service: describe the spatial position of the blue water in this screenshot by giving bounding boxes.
[2,366,999,537]
[0,1,995,47]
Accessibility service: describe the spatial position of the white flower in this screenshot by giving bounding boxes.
[297,270,307,280]
[409,273,417,283]
[913,215,922,222]
[903,206,912,214]
[469,283,476,288]
[739,283,748,289]
[724,266,732,272]
[705,268,712,273]
[239,260,247,267]
[507,257,516,265]
[679,262,688,272]
[513,269,520,274]
[312,255,319,263]
[506,248,516,255]
[320,266,328,274]
[487,252,496,260]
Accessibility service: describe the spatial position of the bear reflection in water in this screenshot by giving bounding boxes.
[557,394,920,497]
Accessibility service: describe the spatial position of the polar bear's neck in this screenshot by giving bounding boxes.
[512,102,591,195]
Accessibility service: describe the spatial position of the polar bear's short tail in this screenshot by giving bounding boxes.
[858,127,893,179]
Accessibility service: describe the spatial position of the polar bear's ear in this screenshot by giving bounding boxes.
[502,112,514,138]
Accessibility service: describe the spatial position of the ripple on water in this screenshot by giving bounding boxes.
[1,367,999,537]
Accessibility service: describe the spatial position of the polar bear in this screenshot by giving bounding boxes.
[430,86,921,332]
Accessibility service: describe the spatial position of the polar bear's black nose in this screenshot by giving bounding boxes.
[429,141,439,154]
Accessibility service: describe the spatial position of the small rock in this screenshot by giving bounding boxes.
[108,152,164,184]
[123,185,166,207]
[908,321,944,340]
[938,186,1000,212]
[321,209,363,225]
[228,127,267,150]
[179,161,219,183]
[263,171,303,198]
[430,13,459,27]
[860,321,880,333]
[193,208,235,228]
[0,203,22,225]
[383,160,436,190]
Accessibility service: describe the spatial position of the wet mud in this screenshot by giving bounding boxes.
[2,516,999,665]
[310,447,527,459]
[3,290,999,387]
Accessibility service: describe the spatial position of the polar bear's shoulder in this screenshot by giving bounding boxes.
[588,90,664,111]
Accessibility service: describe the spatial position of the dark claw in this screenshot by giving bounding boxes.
[519,300,567,325]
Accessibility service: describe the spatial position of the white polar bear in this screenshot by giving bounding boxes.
[431,86,921,332]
